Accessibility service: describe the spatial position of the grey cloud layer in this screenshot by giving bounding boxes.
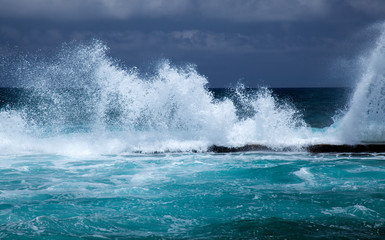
[0,24,340,55]
[0,0,359,21]
[1,0,384,87]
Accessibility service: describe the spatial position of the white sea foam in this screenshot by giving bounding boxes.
[0,40,317,155]
[2,26,385,156]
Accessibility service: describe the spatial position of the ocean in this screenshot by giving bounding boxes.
[0,36,385,239]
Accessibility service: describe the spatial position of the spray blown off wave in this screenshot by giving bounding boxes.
[338,27,385,144]
[3,26,385,155]
[0,41,320,155]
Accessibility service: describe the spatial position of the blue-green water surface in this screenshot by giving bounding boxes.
[1,152,384,239]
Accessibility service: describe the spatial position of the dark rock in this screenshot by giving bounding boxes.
[307,144,385,153]
[208,144,385,153]
[208,144,272,153]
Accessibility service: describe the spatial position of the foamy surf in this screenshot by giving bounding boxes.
[1,23,385,156]
[0,40,314,155]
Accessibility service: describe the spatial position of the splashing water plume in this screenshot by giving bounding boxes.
[338,25,385,144]
[0,41,315,155]
[3,25,385,156]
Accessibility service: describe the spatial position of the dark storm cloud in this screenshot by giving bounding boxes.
[0,0,352,21]
[0,0,383,22]
[0,0,385,87]
[0,0,191,20]
[348,0,385,17]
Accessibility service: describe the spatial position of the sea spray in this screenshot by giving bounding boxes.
[338,24,385,143]
[0,41,312,155]
[227,87,311,147]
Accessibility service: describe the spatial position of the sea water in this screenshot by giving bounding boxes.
[0,32,385,239]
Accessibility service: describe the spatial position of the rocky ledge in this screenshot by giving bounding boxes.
[208,144,385,153]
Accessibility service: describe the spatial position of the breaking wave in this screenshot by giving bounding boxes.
[1,23,385,156]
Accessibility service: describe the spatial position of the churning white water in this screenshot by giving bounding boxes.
[0,41,315,155]
[1,25,385,156]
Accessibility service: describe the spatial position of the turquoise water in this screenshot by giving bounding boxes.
[1,152,385,239]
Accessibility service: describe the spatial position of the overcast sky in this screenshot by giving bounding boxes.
[1,0,385,87]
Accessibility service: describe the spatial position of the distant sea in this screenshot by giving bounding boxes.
[0,38,385,239]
